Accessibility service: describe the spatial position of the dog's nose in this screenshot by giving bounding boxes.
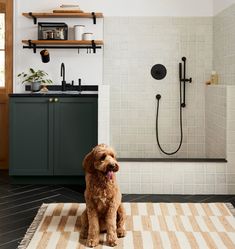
[108,164,116,170]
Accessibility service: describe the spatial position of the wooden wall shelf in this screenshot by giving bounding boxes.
[22,40,104,45]
[22,12,103,24]
[22,40,103,54]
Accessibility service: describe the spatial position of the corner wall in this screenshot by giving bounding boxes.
[205,85,226,158]
[213,4,235,85]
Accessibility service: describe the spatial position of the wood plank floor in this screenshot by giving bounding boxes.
[0,170,235,249]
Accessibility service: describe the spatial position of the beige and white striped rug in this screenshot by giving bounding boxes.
[19,203,235,249]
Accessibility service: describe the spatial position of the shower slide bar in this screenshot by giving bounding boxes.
[179,57,192,108]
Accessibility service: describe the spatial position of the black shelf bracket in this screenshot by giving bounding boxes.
[91,12,96,24]
[29,12,37,24]
[27,40,37,53]
[91,40,96,53]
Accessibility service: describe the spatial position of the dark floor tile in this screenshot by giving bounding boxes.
[0,226,27,247]
[199,195,235,203]
[61,184,85,193]
[0,194,61,217]
[0,241,21,249]
[46,194,85,203]
[0,207,40,228]
[0,214,36,232]
[0,193,61,219]
[182,195,214,202]
[0,186,63,208]
[0,239,22,249]
[53,187,85,200]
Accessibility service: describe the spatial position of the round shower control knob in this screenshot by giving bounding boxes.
[151,64,167,80]
[54,98,59,102]
[49,98,53,103]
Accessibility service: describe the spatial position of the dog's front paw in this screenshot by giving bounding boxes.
[107,234,118,247]
[86,238,99,247]
[117,228,126,238]
[107,239,118,247]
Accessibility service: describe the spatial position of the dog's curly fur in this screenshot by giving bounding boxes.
[80,144,126,247]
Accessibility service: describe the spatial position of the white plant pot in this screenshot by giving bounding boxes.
[31,81,41,92]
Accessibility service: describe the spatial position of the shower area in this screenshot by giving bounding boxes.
[104,4,235,159]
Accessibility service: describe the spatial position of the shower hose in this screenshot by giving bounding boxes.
[155,82,183,155]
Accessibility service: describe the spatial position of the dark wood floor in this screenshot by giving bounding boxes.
[1,170,235,249]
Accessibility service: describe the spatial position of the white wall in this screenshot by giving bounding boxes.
[16,0,214,17]
[14,0,214,92]
[68,0,214,17]
[213,0,235,15]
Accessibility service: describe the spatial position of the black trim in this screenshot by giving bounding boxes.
[118,158,227,163]
[9,93,98,98]
[25,84,98,92]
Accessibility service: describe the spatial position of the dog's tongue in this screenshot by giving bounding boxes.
[107,171,114,180]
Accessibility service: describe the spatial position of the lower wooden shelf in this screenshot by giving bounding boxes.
[22,40,103,45]
[22,40,103,53]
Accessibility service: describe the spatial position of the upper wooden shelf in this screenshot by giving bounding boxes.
[22,12,103,24]
[22,12,103,18]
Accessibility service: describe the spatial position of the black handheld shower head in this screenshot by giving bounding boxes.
[156,94,161,100]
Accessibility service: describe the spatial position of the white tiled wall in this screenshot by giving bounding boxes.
[98,85,110,144]
[104,17,213,158]
[205,85,226,158]
[117,162,228,194]
[226,86,235,193]
[116,86,235,194]
[213,4,235,85]
[101,7,235,193]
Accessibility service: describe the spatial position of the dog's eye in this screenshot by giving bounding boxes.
[100,155,106,161]
[111,154,115,158]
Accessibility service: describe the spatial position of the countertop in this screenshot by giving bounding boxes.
[9,85,98,97]
[9,91,98,97]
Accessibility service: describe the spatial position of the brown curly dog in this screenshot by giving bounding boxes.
[80,144,126,247]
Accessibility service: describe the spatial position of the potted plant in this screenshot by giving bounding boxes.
[17,68,52,92]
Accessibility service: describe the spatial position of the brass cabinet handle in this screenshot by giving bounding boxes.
[54,98,59,103]
[49,98,53,103]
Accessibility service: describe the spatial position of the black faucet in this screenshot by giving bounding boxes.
[78,78,82,93]
[61,63,66,91]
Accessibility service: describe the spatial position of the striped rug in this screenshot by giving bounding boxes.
[18,203,235,249]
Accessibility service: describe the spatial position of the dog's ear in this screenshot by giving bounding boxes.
[83,150,95,173]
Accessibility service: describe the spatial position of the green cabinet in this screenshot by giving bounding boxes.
[9,96,98,177]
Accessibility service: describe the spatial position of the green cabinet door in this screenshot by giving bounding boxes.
[9,97,54,175]
[54,97,98,175]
